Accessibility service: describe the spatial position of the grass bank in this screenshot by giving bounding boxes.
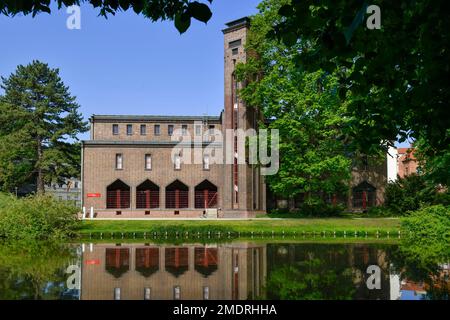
[79,218,400,239]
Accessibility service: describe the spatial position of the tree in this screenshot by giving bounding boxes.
[0,0,213,34]
[272,0,449,149]
[269,1,450,186]
[0,61,88,194]
[237,0,352,209]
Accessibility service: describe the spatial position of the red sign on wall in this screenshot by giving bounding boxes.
[87,193,101,198]
[85,259,100,265]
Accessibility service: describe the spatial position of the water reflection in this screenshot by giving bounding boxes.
[81,243,265,300]
[0,241,448,300]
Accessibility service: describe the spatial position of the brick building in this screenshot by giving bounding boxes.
[82,18,266,218]
[81,17,387,218]
[397,147,419,178]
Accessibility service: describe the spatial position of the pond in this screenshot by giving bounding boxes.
[0,241,448,300]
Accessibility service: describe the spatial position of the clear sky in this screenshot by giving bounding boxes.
[0,0,411,147]
[0,0,262,140]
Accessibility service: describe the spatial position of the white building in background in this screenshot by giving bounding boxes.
[387,146,399,183]
[45,178,82,208]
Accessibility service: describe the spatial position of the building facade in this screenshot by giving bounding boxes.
[81,17,388,218]
[45,178,82,207]
[82,18,266,218]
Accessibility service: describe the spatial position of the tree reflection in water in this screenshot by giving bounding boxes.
[0,241,78,300]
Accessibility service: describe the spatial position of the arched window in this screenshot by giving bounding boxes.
[352,181,377,209]
[135,248,159,277]
[195,247,218,278]
[105,248,130,278]
[136,180,160,209]
[106,180,131,209]
[165,248,189,277]
[195,180,218,209]
[166,180,189,209]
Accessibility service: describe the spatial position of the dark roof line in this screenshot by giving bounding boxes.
[91,115,221,122]
[82,140,223,147]
[222,17,251,34]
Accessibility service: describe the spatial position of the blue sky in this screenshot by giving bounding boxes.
[0,0,261,140]
[0,1,410,147]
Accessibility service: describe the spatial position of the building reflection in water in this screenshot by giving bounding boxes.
[81,243,266,300]
[80,242,449,300]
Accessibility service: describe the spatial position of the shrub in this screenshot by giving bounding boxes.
[0,193,80,240]
[385,174,448,215]
[398,205,450,278]
[401,205,450,241]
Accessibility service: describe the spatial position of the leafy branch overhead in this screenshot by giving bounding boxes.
[0,0,213,33]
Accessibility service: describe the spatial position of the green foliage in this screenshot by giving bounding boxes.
[0,0,213,34]
[415,136,450,187]
[272,1,450,158]
[385,174,450,215]
[401,205,450,243]
[396,205,450,281]
[0,60,88,193]
[238,0,353,206]
[0,194,80,240]
[0,241,75,300]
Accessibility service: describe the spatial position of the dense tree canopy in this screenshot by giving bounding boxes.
[0,61,88,193]
[0,0,213,33]
[237,0,353,206]
[272,0,449,154]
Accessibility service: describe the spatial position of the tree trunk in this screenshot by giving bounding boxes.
[36,137,45,194]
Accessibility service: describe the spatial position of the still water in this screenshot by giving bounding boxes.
[0,241,448,300]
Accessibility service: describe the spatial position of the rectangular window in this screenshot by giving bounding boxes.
[145,154,152,170]
[126,124,133,135]
[144,288,151,300]
[229,39,242,48]
[203,287,209,300]
[203,155,210,170]
[140,124,147,135]
[209,125,215,135]
[173,286,181,300]
[232,47,239,55]
[182,125,188,136]
[114,288,121,300]
[154,124,161,136]
[195,125,202,136]
[112,124,119,135]
[168,125,174,136]
[174,154,181,170]
[116,154,123,170]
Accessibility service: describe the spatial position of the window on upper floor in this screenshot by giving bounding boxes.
[116,154,123,170]
[168,125,174,136]
[229,39,242,48]
[195,125,202,136]
[208,125,215,135]
[182,125,188,136]
[140,124,147,135]
[145,154,152,170]
[203,155,210,170]
[154,124,161,136]
[112,124,119,135]
[126,124,133,136]
[174,154,181,170]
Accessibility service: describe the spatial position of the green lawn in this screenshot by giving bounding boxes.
[79,218,401,237]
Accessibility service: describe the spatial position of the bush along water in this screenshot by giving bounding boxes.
[0,193,80,240]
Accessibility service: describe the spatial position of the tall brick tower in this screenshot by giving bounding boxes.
[222,17,266,217]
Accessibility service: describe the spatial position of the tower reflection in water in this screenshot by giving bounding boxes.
[81,243,266,300]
